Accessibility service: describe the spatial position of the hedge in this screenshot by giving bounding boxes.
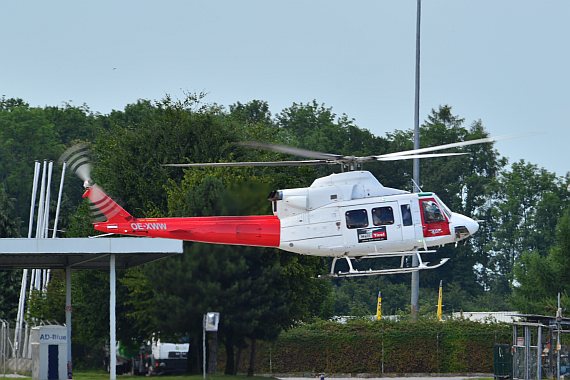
[227,318,511,375]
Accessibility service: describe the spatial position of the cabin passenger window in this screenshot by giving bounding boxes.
[372,207,394,226]
[421,200,445,223]
[345,209,368,229]
[401,204,412,226]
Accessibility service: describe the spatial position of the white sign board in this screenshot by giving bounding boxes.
[204,312,220,332]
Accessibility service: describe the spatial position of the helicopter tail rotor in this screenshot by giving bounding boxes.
[60,143,133,223]
[59,143,92,187]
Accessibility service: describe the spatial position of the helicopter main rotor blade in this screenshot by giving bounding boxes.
[376,152,467,161]
[166,135,505,170]
[375,136,499,159]
[239,141,344,160]
[163,159,336,168]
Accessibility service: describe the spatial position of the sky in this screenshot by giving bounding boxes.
[1,0,569,177]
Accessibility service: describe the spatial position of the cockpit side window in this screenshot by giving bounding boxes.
[421,200,445,223]
[345,209,369,229]
[434,195,452,219]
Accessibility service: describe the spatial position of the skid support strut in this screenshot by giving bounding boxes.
[328,250,448,278]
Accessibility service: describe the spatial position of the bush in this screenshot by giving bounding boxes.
[236,318,511,374]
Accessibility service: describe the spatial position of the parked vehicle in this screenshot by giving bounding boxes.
[133,340,189,376]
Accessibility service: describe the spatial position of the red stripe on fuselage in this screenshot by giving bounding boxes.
[94,215,281,247]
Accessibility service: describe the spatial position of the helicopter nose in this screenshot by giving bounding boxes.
[451,213,480,240]
[465,216,479,235]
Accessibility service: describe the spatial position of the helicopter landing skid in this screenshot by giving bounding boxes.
[326,250,449,278]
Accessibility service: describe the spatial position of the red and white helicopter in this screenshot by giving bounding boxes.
[61,138,491,277]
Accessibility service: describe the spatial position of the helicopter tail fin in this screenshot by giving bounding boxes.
[82,184,135,224]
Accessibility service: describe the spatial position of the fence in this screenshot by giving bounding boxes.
[0,319,61,375]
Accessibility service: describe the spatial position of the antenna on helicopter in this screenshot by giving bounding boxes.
[411,178,423,193]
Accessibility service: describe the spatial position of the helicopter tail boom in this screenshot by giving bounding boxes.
[83,184,281,247]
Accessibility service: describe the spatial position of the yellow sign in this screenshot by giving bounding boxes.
[437,281,443,321]
[376,291,382,321]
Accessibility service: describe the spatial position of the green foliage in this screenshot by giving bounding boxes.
[0,185,20,237]
[246,319,511,374]
[27,270,66,323]
[0,269,22,320]
[135,171,333,373]
[0,98,97,232]
[5,93,569,373]
[94,96,234,214]
[57,96,336,372]
[71,270,111,369]
[485,162,569,296]
[512,208,570,314]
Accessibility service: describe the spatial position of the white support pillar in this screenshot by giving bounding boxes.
[43,161,53,239]
[35,161,47,239]
[52,161,67,238]
[110,254,116,380]
[66,266,72,379]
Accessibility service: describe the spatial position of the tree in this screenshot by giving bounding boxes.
[512,208,570,314]
[138,172,332,374]
[334,106,506,313]
[486,161,567,293]
[0,186,21,320]
[81,97,334,374]
[17,93,568,369]
[94,96,234,214]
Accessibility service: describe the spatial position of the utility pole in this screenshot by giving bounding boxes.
[411,0,422,320]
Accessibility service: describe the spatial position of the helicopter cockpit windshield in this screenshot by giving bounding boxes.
[420,194,453,224]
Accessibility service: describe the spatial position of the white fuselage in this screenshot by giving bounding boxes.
[271,171,479,257]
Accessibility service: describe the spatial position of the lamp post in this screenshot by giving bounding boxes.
[202,312,220,379]
[411,0,422,321]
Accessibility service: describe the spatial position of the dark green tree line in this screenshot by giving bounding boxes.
[3,94,569,372]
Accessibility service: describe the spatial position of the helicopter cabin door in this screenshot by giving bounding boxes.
[418,197,451,238]
[398,200,422,249]
[342,202,405,254]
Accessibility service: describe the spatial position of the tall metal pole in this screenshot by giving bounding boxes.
[557,292,561,380]
[27,161,41,239]
[15,161,41,358]
[30,161,48,306]
[65,266,72,380]
[52,161,67,238]
[203,315,206,380]
[110,254,116,380]
[411,0,422,320]
[42,161,54,292]
[35,161,47,239]
[43,161,53,239]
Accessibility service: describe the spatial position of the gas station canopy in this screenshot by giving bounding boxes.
[0,237,184,380]
[0,238,183,269]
